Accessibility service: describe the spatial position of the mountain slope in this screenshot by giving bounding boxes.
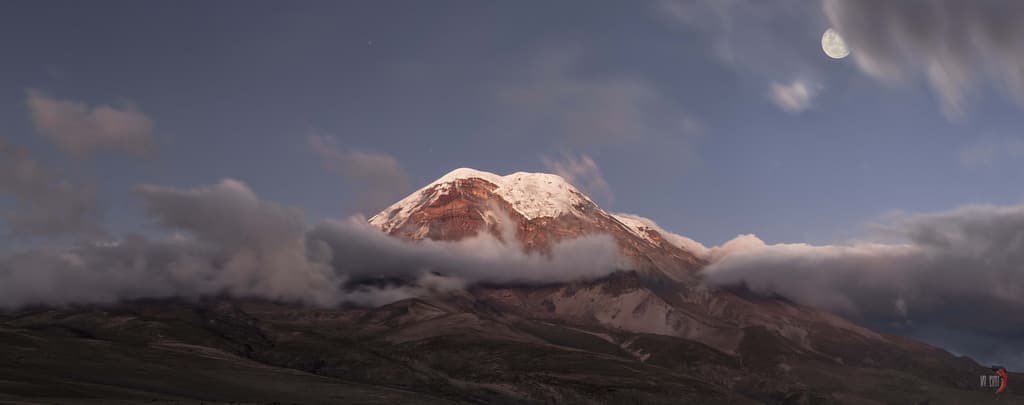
[1,295,1017,404]
[359,167,1021,403]
[0,167,1018,404]
[369,168,705,281]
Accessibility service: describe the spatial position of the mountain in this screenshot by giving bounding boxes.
[368,168,705,281]
[0,168,1020,404]
[365,168,1021,402]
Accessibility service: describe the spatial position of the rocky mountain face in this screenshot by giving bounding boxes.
[0,168,1019,404]
[360,168,1020,403]
[364,169,893,356]
[368,168,705,281]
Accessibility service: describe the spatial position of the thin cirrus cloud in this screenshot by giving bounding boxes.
[25,89,156,157]
[824,0,1024,117]
[701,203,1024,369]
[307,133,412,215]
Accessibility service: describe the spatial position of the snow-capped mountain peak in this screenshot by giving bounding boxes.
[368,168,595,232]
[366,167,707,280]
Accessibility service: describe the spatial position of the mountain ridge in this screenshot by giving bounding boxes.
[0,167,1018,403]
[367,167,706,281]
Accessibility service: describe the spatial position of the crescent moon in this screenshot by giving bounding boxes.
[821,28,850,59]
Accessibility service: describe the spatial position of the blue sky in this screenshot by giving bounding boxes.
[3,0,1024,246]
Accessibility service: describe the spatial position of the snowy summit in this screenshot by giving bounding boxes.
[368,168,595,232]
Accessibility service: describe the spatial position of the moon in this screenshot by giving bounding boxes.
[821,28,849,59]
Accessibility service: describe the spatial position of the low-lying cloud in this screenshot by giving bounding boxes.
[702,203,1024,369]
[0,138,102,239]
[311,216,622,286]
[136,179,341,306]
[0,179,621,310]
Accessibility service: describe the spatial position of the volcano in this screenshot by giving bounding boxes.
[368,168,705,281]
[0,168,1019,404]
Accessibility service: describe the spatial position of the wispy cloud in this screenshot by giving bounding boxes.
[0,178,623,309]
[769,79,820,113]
[26,89,155,157]
[958,138,1024,168]
[0,137,102,239]
[702,203,1024,369]
[495,45,701,150]
[824,0,1024,117]
[542,153,613,206]
[657,0,816,73]
[657,1,826,116]
[307,133,412,215]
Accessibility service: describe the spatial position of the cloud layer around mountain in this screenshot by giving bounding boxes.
[0,179,622,310]
[0,138,102,239]
[702,204,1024,369]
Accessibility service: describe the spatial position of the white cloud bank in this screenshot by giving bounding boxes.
[0,179,622,309]
[702,204,1024,368]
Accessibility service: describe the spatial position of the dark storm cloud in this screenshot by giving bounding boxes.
[0,138,102,238]
[0,179,621,309]
[0,236,219,308]
[26,89,156,157]
[824,0,1024,116]
[307,133,412,215]
[702,203,1024,369]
